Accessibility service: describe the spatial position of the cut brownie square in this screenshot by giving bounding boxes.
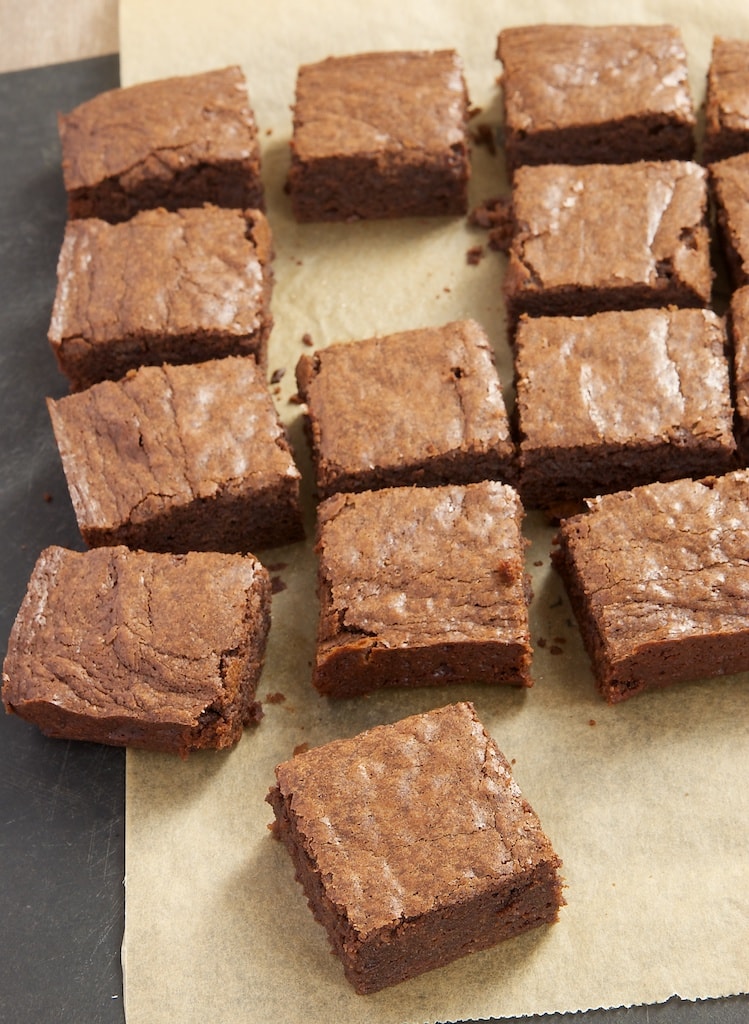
[504,161,712,328]
[295,319,516,499]
[709,151,749,289]
[47,356,304,553]
[552,471,749,703]
[312,481,532,697]
[515,308,736,509]
[703,37,749,163]
[266,701,564,993]
[2,545,271,755]
[729,286,749,463]
[48,204,274,391]
[58,66,264,222]
[497,24,696,172]
[287,50,470,221]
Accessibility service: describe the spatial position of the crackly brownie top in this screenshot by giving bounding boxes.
[59,66,261,191]
[706,37,749,136]
[516,308,734,449]
[48,205,272,346]
[2,545,269,723]
[292,50,468,161]
[506,161,711,298]
[47,356,300,532]
[272,701,558,936]
[497,24,694,132]
[557,471,749,657]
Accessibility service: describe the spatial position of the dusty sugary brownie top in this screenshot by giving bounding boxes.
[516,308,734,449]
[48,205,272,346]
[272,701,557,936]
[292,49,468,161]
[47,356,300,533]
[497,24,694,133]
[556,471,749,660]
[706,37,749,137]
[316,481,529,650]
[2,545,268,723]
[58,66,261,191]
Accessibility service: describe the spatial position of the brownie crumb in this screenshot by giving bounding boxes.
[265,691,286,704]
[271,576,287,594]
[537,636,547,648]
[466,245,484,265]
[471,122,497,155]
[292,742,310,756]
[589,719,597,727]
[549,645,564,656]
[301,332,314,347]
[42,492,54,503]
[468,196,513,252]
[270,367,286,385]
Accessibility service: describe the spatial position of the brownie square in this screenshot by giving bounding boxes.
[48,204,274,391]
[2,545,271,755]
[552,471,749,703]
[295,319,516,499]
[266,701,564,993]
[729,286,749,463]
[703,37,749,164]
[47,356,304,553]
[504,160,713,327]
[709,151,749,289]
[287,50,470,221]
[497,24,696,172]
[515,307,736,508]
[312,481,532,697]
[58,66,264,223]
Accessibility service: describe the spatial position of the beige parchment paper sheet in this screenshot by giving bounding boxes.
[118,1,749,1020]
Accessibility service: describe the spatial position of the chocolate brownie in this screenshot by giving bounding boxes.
[47,356,304,553]
[552,471,749,703]
[295,319,516,499]
[48,204,274,391]
[2,545,271,755]
[266,701,564,993]
[515,308,736,508]
[312,481,532,697]
[703,37,749,163]
[58,66,264,222]
[504,161,712,328]
[497,24,696,172]
[729,286,749,463]
[709,151,749,289]
[287,50,470,221]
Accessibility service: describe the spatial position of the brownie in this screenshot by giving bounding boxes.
[552,471,749,703]
[58,66,264,222]
[47,356,304,553]
[287,50,470,221]
[497,24,696,172]
[48,204,274,391]
[709,151,749,289]
[295,319,516,499]
[515,308,736,508]
[504,161,713,328]
[2,545,271,755]
[266,701,564,993]
[729,286,749,463]
[703,38,749,163]
[312,481,532,697]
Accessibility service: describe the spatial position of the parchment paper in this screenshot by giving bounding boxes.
[117,2,749,1021]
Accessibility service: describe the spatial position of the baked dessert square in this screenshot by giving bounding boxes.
[552,471,749,703]
[729,286,749,463]
[703,37,749,163]
[266,701,564,993]
[497,24,696,172]
[312,480,532,697]
[709,151,749,289]
[295,319,516,499]
[47,356,304,553]
[504,160,712,327]
[515,308,736,509]
[48,204,274,391]
[58,65,264,222]
[287,49,470,221]
[2,544,271,755]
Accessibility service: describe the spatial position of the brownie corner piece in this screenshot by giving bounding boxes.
[266,700,564,993]
[703,36,749,163]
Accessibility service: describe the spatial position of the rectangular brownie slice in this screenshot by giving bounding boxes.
[709,151,749,289]
[58,65,264,222]
[312,481,532,697]
[266,701,564,993]
[497,24,696,172]
[48,204,274,391]
[703,37,749,164]
[2,545,271,755]
[504,161,713,328]
[288,50,470,221]
[47,356,304,553]
[729,286,749,463]
[515,308,736,509]
[552,471,749,703]
[295,319,516,499]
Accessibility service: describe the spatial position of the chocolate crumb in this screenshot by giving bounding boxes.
[466,245,484,265]
[288,392,303,404]
[265,691,286,704]
[42,492,53,503]
[301,332,314,347]
[549,645,564,656]
[537,636,547,648]
[271,576,287,594]
[589,719,597,727]
[471,122,497,155]
[468,196,513,253]
[270,367,286,385]
[293,742,310,756]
